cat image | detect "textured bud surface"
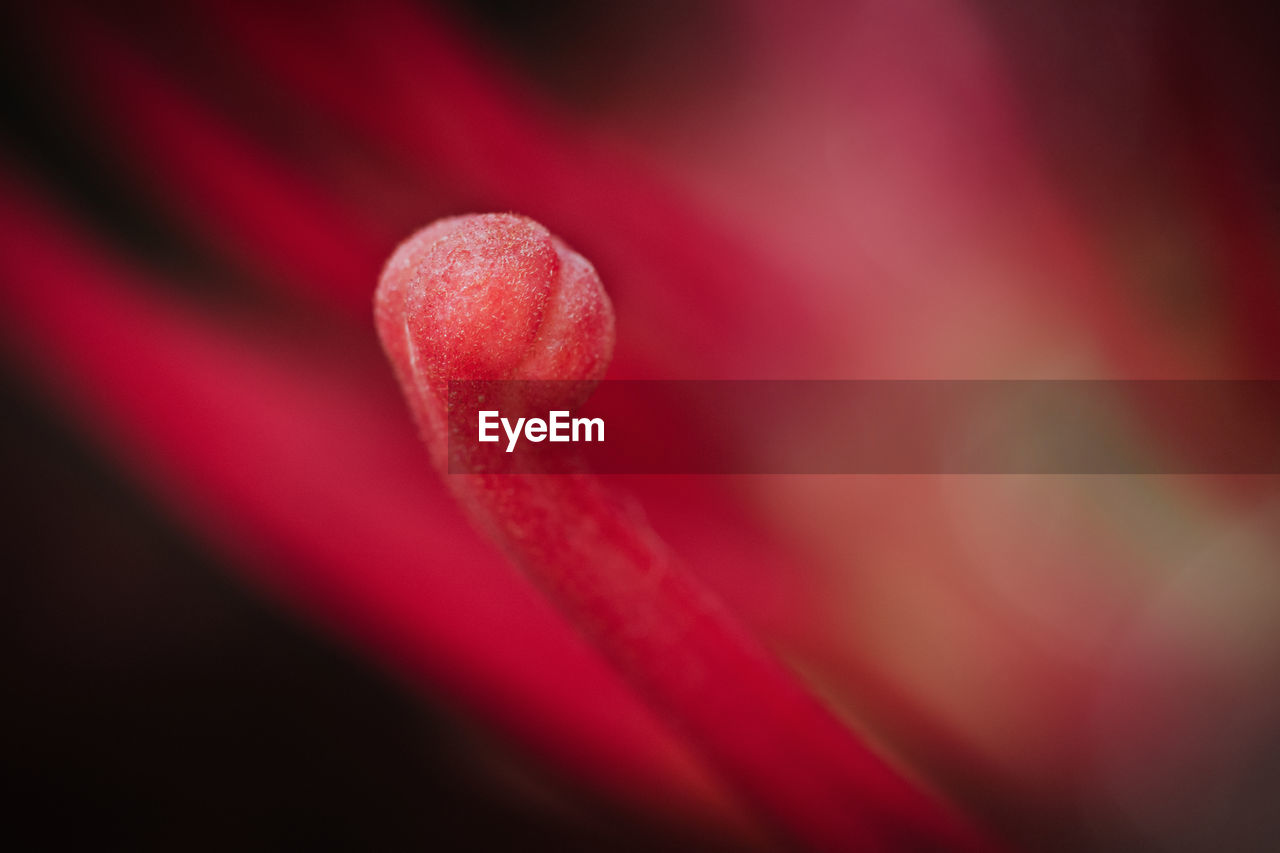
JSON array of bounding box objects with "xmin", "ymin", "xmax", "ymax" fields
[{"xmin": 376, "ymin": 213, "xmax": 614, "ymax": 389}]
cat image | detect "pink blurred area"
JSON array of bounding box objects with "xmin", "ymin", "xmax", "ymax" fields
[{"xmin": 2, "ymin": 1, "xmax": 1279, "ymax": 850}]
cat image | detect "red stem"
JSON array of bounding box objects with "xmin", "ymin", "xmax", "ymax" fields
[{"xmin": 376, "ymin": 214, "xmax": 999, "ymax": 852}]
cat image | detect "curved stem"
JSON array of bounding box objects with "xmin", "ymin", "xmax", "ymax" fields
[{"xmin": 377, "ymin": 214, "xmax": 999, "ymax": 852}]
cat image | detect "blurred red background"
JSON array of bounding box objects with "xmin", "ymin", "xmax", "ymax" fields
[{"xmin": 3, "ymin": 2, "xmax": 1279, "ymax": 850}]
